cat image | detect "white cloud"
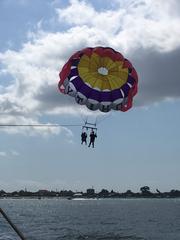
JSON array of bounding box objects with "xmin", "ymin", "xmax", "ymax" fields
[
  {"xmin": 0, "ymin": 151, "xmax": 7, "ymax": 157},
  {"xmin": 0, "ymin": 150, "xmax": 20, "ymax": 158},
  {"xmin": 11, "ymin": 150, "xmax": 20, "ymax": 156},
  {"xmin": 0, "ymin": 0, "xmax": 180, "ymax": 135},
  {"xmin": 56, "ymin": 0, "xmax": 180, "ymax": 52}
]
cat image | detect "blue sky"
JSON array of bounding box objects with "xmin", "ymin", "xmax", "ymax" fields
[{"xmin": 0, "ymin": 0, "xmax": 180, "ymax": 192}]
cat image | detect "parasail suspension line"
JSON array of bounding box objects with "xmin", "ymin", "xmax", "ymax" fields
[{"xmin": 0, "ymin": 124, "xmax": 82, "ymax": 127}]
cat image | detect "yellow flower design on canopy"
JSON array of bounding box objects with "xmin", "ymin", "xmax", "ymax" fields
[{"xmin": 78, "ymin": 53, "xmax": 128, "ymax": 91}]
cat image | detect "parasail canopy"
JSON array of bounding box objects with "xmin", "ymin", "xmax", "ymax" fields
[{"xmin": 58, "ymin": 47, "xmax": 138, "ymax": 112}]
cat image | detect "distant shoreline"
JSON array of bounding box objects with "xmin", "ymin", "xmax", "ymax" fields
[
  {"xmin": 1, "ymin": 187, "xmax": 180, "ymax": 199},
  {"xmin": 1, "ymin": 196, "xmax": 180, "ymax": 200}
]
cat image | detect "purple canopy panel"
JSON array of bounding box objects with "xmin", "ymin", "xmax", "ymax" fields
[{"xmin": 121, "ymin": 83, "xmax": 131, "ymax": 98}]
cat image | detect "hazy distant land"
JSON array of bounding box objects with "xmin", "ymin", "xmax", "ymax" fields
[{"xmin": 1, "ymin": 186, "xmax": 180, "ymax": 199}]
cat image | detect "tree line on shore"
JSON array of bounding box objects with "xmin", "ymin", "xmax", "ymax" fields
[{"xmin": 0, "ymin": 186, "xmax": 180, "ymax": 198}]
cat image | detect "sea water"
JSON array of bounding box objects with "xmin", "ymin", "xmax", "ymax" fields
[{"xmin": 0, "ymin": 198, "xmax": 180, "ymax": 240}]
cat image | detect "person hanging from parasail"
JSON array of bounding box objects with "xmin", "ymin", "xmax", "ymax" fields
[
  {"xmin": 81, "ymin": 131, "xmax": 87, "ymax": 145},
  {"xmin": 88, "ymin": 130, "xmax": 97, "ymax": 148}
]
